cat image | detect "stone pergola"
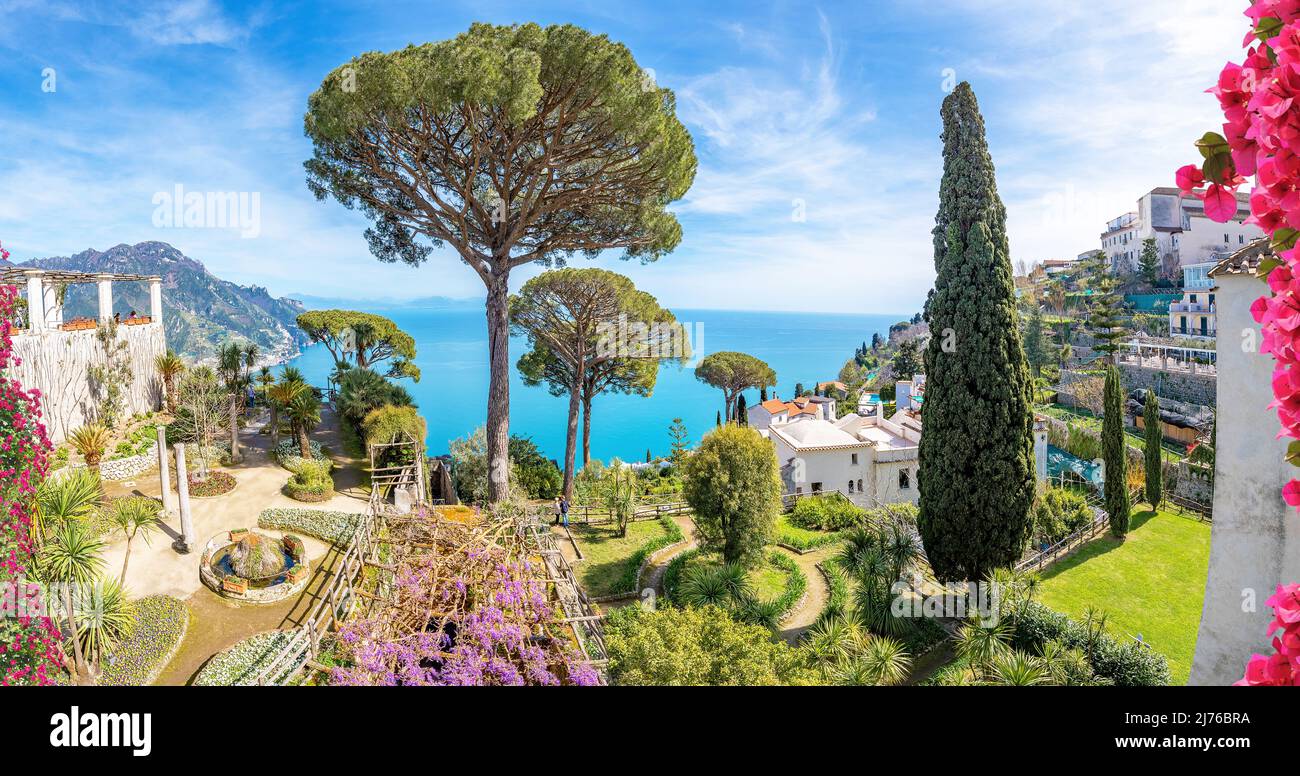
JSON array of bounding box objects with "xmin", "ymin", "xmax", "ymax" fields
[{"xmin": 1, "ymin": 268, "xmax": 163, "ymax": 331}]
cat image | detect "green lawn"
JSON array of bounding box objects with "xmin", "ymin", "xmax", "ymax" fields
[
  {"xmin": 570, "ymin": 519, "xmax": 673, "ymax": 598},
  {"xmin": 774, "ymin": 514, "xmax": 842, "ymax": 551},
  {"xmin": 1036, "ymin": 508, "xmax": 1211, "ymax": 684}
]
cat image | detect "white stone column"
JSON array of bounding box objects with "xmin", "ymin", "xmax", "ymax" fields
[
  {"xmin": 148, "ymin": 276, "xmax": 163, "ymax": 323},
  {"xmin": 157, "ymin": 426, "xmax": 174, "ymax": 516},
  {"xmin": 96, "ymin": 274, "xmax": 114, "ymax": 324},
  {"xmin": 173, "ymin": 443, "xmax": 194, "ymax": 553},
  {"xmin": 41, "ymin": 283, "xmax": 62, "ymax": 328},
  {"xmin": 23, "ymin": 271, "xmax": 45, "ymax": 331}
]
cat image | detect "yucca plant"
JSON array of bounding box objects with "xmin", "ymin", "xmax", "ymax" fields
[
  {"xmin": 987, "ymin": 651, "xmax": 1047, "ymax": 686},
  {"xmin": 735, "ymin": 596, "xmax": 785, "ymax": 630},
  {"xmin": 679, "ymin": 566, "xmax": 733, "ymax": 608},
  {"xmin": 848, "ymin": 636, "xmax": 912, "ymax": 686},
  {"xmin": 41, "ymin": 520, "xmax": 107, "ymax": 679},
  {"xmin": 72, "ymin": 576, "xmax": 135, "ymax": 677},
  {"xmin": 109, "ymin": 497, "xmax": 163, "ymax": 586},
  {"xmin": 33, "ymin": 467, "xmax": 102, "ymax": 545},
  {"xmin": 67, "ymin": 424, "xmax": 113, "ymax": 471},
  {"xmin": 154, "ymin": 350, "xmax": 185, "ymax": 413},
  {"xmin": 955, "ymin": 618, "xmax": 1015, "ymax": 677}
]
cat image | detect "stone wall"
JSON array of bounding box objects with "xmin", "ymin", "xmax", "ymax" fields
[
  {"xmin": 1117, "ymin": 363, "xmax": 1217, "ymax": 408},
  {"xmin": 6, "ymin": 323, "xmax": 165, "ymax": 442},
  {"xmin": 1190, "ymin": 271, "xmax": 1300, "ymax": 685},
  {"xmin": 98, "ymin": 441, "xmax": 159, "ymax": 481}
]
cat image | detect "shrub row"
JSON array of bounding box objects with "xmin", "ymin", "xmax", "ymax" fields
[
  {"xmin": 788, "ymin": 495, "xmax": 866, "ymax": 532},
  {"xmin": 813, "ymin": 558, "xmax": 850, "ymax": 626},
  {"xmin": 1010, "ymin": 601, "xmax": 1171, "ymax": 686},
  {"xmin": 99, "ymin": 596, "xmax": 189, "ymax": 687},
  {"xmin": 259, "ymin": 507, "xmax": 362, "ymax": 546},
  {"xmin": 612, "ymin": 517, "xmax": 685, "ymax": 595},
  {"xmin": 193, "ymin": 631, "xmax": 301, "ymax": 686},
  {"xmin": 766, "ymin": 550, "xmax": 808, "ymax": 621}
]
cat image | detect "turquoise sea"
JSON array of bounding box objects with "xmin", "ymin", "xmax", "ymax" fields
[{"xmin": 283, "ymin": 307, "xmax": 906, "ymax": 462}]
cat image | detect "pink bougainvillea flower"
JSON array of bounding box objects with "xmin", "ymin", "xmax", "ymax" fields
[
  {"xmin": 1176, "ymin": 164, "xmax": 1205, "ymax": 194},
  {"xmin": 1201, "ymin": 182, "xmax": 1240, "ymax": 222},
  {"xmin": 1282, "ymin": 479, "xmax": 1300, "ymax": 506}
]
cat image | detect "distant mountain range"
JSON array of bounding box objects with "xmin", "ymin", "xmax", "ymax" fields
[
  {"xmin": 291, "ymin": 292, "xmax": 484, "ymax": 312},
  {"xmin": 17, "ymin": 241, "xmax": 309, "ymax": 363}
]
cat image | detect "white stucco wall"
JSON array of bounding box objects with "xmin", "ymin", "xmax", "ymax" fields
[
  {"xmin": 7, "ymin": 323, "xmax": 166, "ymax": 442},
  {"xmin": 1189, "ymin": 271, "xmax": 1300, "ymax": 685}
]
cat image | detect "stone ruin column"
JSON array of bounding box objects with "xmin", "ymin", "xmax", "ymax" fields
[
  {"xmin": 173, "ymin": 443, "xmax": 194, "ymax": 554},
  {"xmin": 23, "ymin": 270, "xmax": 45, "ymax": 331},
  {"xmin": 157, "ymin": 426, "xmax": 174, "ymax": 516}
]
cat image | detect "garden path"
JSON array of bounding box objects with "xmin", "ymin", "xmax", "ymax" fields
[
  {"xmin": 638, "ymin": 514, "xmax": 699, "ymax": 600},
  {"xmin": 776, "ymin": 545, "xmax": 835, "ymax": 645}
]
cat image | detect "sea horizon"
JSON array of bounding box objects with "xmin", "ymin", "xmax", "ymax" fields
[{"xmin": 281, "ymin": 306, "xmax": 910, "ymax": 463}]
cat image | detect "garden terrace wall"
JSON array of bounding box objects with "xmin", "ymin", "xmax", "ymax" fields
[
  {"xmin": 97, "ymin": 441, "xmax": 158, "ymax": 481},
  {"xmin": 7, "ymin": 322, "xmax": 165, "ymax": 442}
]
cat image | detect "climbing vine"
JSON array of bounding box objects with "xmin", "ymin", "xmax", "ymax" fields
[
  {"xmin": 87, "ymin": 320, "xmax": 131, "ymax": 428},
  {"xmin": 0, "ymin": 240, "xmax": 62, "ymax": 685}
]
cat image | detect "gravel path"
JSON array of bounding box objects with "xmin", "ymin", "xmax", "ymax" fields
[
  {"xmin": 639, "ymin": 515, "xmax": 699, "ymax": 599},
  {"xmin": 777, "ymin": 545, "xmax": 837, "ymax": 645}
]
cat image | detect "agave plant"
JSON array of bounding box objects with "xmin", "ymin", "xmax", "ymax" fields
[{"xmin": 67, "ymin": 424, "xmax": 113, "ymax": 471}]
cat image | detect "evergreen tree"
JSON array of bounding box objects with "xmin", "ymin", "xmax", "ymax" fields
[
  {"xmin": 735, "ymin": 393, "xmax": 748, "ymax": 426},
  {"xmin": 1138, "ymin": 237, "xmax": 1160, "ymax": 286},
  {"xmin": 1143, "ymin": 389, "xmax": 1163, "ymax": 508},
  {"xmin": 668, "ymin": 417, "xmax": 690, "ymax": 468},
  {"xmin": 918, "ymin": 82, "xmax": 1036, "ymax": 581},
  {"xmin": 794, "ymin": 382, "xmax": 804, "ymax": 399},
  {"xmin": 892, "ymin": 339, "xmax": 922, "ymax": 380},
  {"xmin": 1087, "ymin": 253, "xmax": 1128, "ymax": 364},
  {"xmin": 716, "ymin": 410, "xmax": 722, "ymax": 427},
  {"xmin": 1103, "ymin": 365, "xmax": 1131, "ymax": 537},
  {"xmin": 760, "ymin": 386, "xmax": 768, "ymax": 402},
  {"xmin": 646, "ymin": 448, "xmax": 652, "ymax": 463},
  {"xmin": 872, "ymin": 332, "xmax": 884, "ymax": 350}
]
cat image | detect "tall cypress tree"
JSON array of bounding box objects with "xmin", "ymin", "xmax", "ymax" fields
[
  {"xmin": 918, "ymin": 82, "xmax": 1036, "ymax": 581},
  {"xmin": 1103, "ymin": 364, "xmax": 1131, "ymax": 536},
  {"xmin": 1143, "ymin": 389, "xmax": 1162, "ymax": 508}
]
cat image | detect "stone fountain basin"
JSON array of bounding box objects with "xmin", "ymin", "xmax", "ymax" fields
[{"xmin": 200, "ymin": 530, "xmax": 311, "ymax": 604}]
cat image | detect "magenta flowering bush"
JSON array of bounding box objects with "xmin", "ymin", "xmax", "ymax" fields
[
  {"xmin": 330, "ymin": 545, "xmax": 599, "ymax": 686},
  {"xmin": 1178, "ymin": 4, "xmax": 1300, "ymax": 685},
  {"xmin": 0, "ymin": 241, "xmax": 63, "ymax": 685}
]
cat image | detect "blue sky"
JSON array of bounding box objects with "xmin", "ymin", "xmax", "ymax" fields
[{"xmin": 0, "ymin": 0, "xmax": 1247, "ymax": 314}]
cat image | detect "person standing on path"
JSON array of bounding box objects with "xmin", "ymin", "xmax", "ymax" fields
[
  {"xmin": 560, "ymin": 496, "xmax": 570, "ymax": 528},
  {"xmin": 553, "ymin": 496, "xmax": 563, "ymax": 526}
]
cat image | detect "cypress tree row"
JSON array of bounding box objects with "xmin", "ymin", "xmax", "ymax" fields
[
  {"xmin": 918, "ymin": 82, "xmax": 1036, "ymax": 581},
  {"xmin": 1143, "ymin": 389, "xmax": 1163, "ymax": 508},
  {"xmin": 1103, "ymin": 364, "xmax": 1131, "ymax": 536}
]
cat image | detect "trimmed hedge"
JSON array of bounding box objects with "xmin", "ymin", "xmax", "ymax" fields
[
  {"xmin": 789, "ymin": 495, "xmax": 866, "ymax": 532},
  {"xmin": 284, "ymin": 457, "xmax": 334, "ymax": 502},
  {"xmin": 1010, "ymin": 601, "xmax": 1170, "ymax": 686},
  {"xmin": 99, "ymin": 595, "xmax": 189, "ymax": 686},
  {"xmin": 610, "ymin": 516, "xmax": 685, "ymax": 595},
  {"xmin": 275, "ymin": 439, "xmax": 326, "ymax": 471},
  {"xmin": 766, "ymin": 550, "xmax": 808, "ymax": 621},
  {"xmin": 259, "ymin": 507, "xmax": 362, "ymax": 546},
  {"xmin": 194, "ymin": 631, "xmax": 301, "ymax": 686}
]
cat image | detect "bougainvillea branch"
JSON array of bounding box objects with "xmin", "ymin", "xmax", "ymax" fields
[
  {"xmin": 0, "ymin": 239, "xmax": 63, "ymax": 685},
  {"xmin": 1179, "ymin": 2, "xmax": 1300, "ymax": 685}
]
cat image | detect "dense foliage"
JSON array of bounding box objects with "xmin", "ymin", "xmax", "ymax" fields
[
  {"xmin": 1009, "ymin": 601, "xmax": 1170, "ymax": 686},
  {"xmin": 603, "ymin": 605, "xmax": 817, "ymax": 686},
  {"xmin": 788, "ymin": 494, "xmax": 866, "ymax": 532},
  {"xmin": 336, "ymin": 367, "xmax": 414, "ymax": 432},
  {"xmin": 919, "ymin": 82, "xmax": 1035, "ymax": 581},
  {"xmin": 297, "ymin": 309, "xmax": 419, "ymax": 380},
  {"xmin": 1142, "ymin": 390, "xmax": 1163, "ymax": 507},
  {"xmin": 1031, "ymin": 487, "xmax": 1093, "ymax": 546},
  {"xmin": 681, "ymin": 425, "xmax": 781, "ymax": 567}
]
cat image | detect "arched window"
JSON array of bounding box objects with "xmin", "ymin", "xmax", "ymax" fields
[
  {"xmin": 858, "ymin": 479, "xmax": 864, "ymax": 492},
  {"xmin": 899, "ymin": 469, "xmax": 911, "ymax": 489},
  {"xmin": 848, "ymin": 480, "xmax": 854, "ymax": 493}
]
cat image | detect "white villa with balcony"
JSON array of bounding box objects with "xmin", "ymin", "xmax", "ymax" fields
[
  {"xmin": 4, "ymin": 268, "xmax": 167, "ymax": 441},
  {"xmin": 1102, "ymin": 187, "xmax": 1261, "ymax": 277},
  {"xmin": 1168, "ymin": 260, "xmax": 1217, "ymax": 339}
]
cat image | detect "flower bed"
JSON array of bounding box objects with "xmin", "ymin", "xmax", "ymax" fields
[
  {"xmin": 258, "ymin": 507, "xmax": 362, "ymax": 546},
  {"xmin": 99, "ymin": 596, "xmax": 189, "ymax": 686},
  {"xmin": 275, "ymin": 438, "xmax": 326, "ymax": 471},
  {"xmin": 188, "ymin": 470, "xmax": 236, "ymax": 497},
  {"xmin": 193, "ymin": 630, "xmax": 303, "ymax": 686}
]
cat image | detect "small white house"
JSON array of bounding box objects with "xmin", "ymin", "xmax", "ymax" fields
[
  {"xmin": 894, "ymin": 374, "xmax": 925, "ymax": 412},
  {"xmin": 747, "ymin": 394, "xmax": 836, "ymax": 431}
]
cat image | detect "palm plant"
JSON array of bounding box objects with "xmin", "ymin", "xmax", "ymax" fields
[
  {"xmin": 954, "ymin": 618, "xmax": 1015, "ymax": 671},
  {"xmin": 41, "ymin": 520, "xmax": 107, "ymax": 679},
  {"xmin": 603, "ymin": 459, "xmax": 638, "ymax": 537},
  {"xmin": 679, "ymin": 566, "xmax": 733, "ymax": 608},
  {"xmin": 109, "ymin": 497, "xmax": 162, "ymax": 586},
  {"xmin": 735, "ymin": 596, "xmax": 786, "ymax": 630},
  {"xmin": 285, "ymin": 390, "xmax": 322, "ymax": 459},
  {"xmin": 832, "ymin": 636, "xmax": 912, "ymax": 686},
  {"xmin": 217, "ymin": 342, "xmax": 248, "ymax": 463},
  {"xmin": 265, "ymin": 379, "xmax": 308, "ymax": 446},
  {"xmin": 154, "ymin": 350, "xmax": 185, "ymax": 413},
  {"xmin": 33, "ymin": 467, "xmax": 102, "ymax": 545},
  {"xmin": 280, "ymin": 365, "xmax": 306, "ymax": 384},
  {"xmin": 255, "ymin": 365, "xmax": 275, "ymax": 394},
  {"xmin": 1039, "ymin": 640, "xmax": 1097, "ymax": 686},
  {"xmin": 67, "ymin": 424, "xmax": 113, "ymax": 471}
]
